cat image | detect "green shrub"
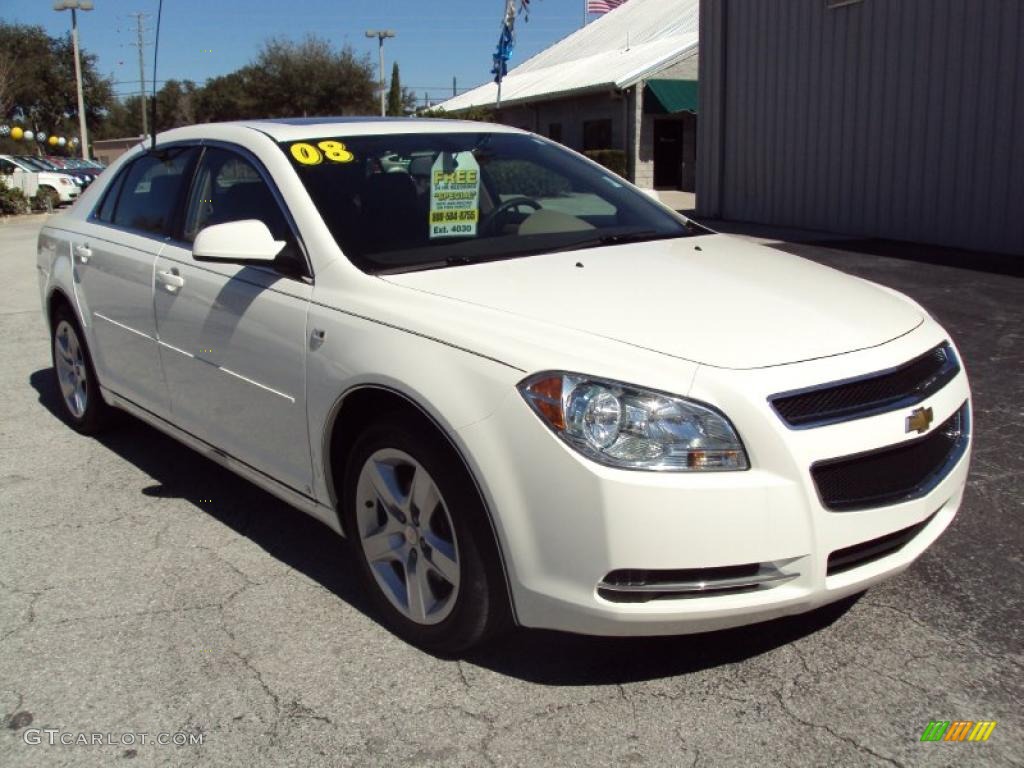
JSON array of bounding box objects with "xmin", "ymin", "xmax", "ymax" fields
[
  {"xmin": 422, "ymin": 105, "xmax": 495, "ymax": 123},
  {"xmin": 0, "ymin": 185, "xmax": 30, "ymax": 215},
  {"xmin": 584, "ymin": 149, "xmax": 627, "ymax": 178}
]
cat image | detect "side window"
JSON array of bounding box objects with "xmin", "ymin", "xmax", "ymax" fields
[
  {"xmin": 0, "ymin": 159, "xmax": 16, "ymax": 176},
  {"xmin": 110, "ymin": 148, "xmax": 198, "ymax": 236},
  {"xmin": 583, "ymin": 119, "xmax": 613, "ymax": 151},
  {"xmin": 184, "ymin": 147, "xmax": 305, "ymax": 277},
  {"xmin": 95, "ymin": 165, "xmax": 128, "ymax": 222}
]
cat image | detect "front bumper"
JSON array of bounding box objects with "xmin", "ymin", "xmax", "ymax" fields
[{"xmin": 457, "ymin": 320, "xmax": 971, "ymax": 636}]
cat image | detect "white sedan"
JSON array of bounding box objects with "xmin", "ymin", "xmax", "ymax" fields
[{"xmin": 37, "ymin": 119, "xmax": 971, "ymax": 653}]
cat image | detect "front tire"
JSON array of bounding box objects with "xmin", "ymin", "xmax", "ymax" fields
[
  {"xmin": 51, "ymin": 305, "xmax": 111, "ymax": 434},
  {"xmin": 38, "ymin": 186, "xmax": 60, "ymax": 210},
  {"xmin": 343, "ymin": 417, "xmax": 509, "ymax": 655}
]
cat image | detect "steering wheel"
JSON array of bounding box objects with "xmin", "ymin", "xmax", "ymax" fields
[{"xmin": 480, "ymin": 196, "xmax": 542, "ymax": 235}]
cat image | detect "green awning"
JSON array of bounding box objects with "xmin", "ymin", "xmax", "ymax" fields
[{"xmin": 644, "ymin": 79, "xmax": 698, "ymax": 115}]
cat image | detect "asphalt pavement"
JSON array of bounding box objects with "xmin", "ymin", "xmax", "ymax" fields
[{"xmin": 1, "ymin": 213, "xmax": 1021, "ymax": 767}]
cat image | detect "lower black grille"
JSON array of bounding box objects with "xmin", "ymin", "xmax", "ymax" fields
[
  {"xmin": 827, "ymin": 512, "xmax": 937, "ymax": 576},
  {"xmin": 812, "ymin": 402, "xmax": 969, "ymax": 511},
  {"xmin": 770, "ymin": 343, "xmax": 959, "ymax": 429}
]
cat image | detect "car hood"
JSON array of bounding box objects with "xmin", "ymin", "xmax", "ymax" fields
[{"xmin": 382, "ymin": 234, "xmax": 924, "ymax": 369}]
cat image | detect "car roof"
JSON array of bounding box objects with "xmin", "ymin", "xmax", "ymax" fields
[{"xmin": 155, "ymin": 117, "xmax": 526, "ymax": 145}]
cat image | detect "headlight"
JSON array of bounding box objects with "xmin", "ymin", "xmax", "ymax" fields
[{"xmin": 519, "ymin": 372, "xmax": 749, "ymax": 471}]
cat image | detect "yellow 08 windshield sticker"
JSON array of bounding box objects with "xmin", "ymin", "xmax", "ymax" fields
[
  {"xmin": 290, "ymin": 140, "xmax": 355, "ymax": 166},
  {"xmin": 429, "ymin": 152, "xmax": 480, "ymax": 239}
]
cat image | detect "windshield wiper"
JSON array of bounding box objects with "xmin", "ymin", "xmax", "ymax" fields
[{"xmin": 549, "ymin": 230, "xmax": 684, "ymax": 253}]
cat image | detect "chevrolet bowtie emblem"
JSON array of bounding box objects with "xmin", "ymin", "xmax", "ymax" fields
[{"xmin": 906, "ymin": 406, "xmax": 934, "ymax": 434}]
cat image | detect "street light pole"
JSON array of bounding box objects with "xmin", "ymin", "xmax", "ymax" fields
[
  {"xmin": 54, "ymin": 1, "xmax": 94, "ymax": 160},
  {"xmin": 365, "ymin": 30, "xmax": 395, "ymax": 117}
]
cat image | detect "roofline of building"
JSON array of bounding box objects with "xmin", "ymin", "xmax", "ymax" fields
[{"xmin": 441, "ymin": 41, "xmax": 699, "ymax": 113}]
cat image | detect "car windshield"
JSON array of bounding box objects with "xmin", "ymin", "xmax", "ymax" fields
[
  {"xmin": 279, "ymin": 131, "xmax": 697, "ymax": 273},
  {"xmin": 16, "ymin": 156, "xmax": 53, "ymax": 171}
]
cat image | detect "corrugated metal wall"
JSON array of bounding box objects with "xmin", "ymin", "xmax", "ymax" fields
[{"xmin": 697, "ymin": 0, "xmax": 1024, "ymax": 256}]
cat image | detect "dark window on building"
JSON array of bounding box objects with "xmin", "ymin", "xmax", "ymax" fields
[
  {"xmin": 548, "ymin": 123, "xmax": 563, "ymax": 143},
  {"xmin": 583, "ymin": 119, "xmax": 613, "ymax": 151},
  {"xmin": 110, "ymin": 148, "xmax": 198, "ymax": 236}
]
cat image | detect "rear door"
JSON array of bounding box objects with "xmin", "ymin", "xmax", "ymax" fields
[
  {"xmin": 152, "ymin": 144, "xmax": 315, "ymax": 496},
  {"xmin": 72, "ymin": 146, "xmax": 199, "ymax": 416}
]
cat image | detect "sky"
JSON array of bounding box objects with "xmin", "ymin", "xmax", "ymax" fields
[{"xmin": 4, "ymin": 0, "xmax": 597, "ymax": 107}]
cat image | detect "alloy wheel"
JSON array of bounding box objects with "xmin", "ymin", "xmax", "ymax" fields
[
  {"xmin": 54, "ymin": 320, "xmax": 88, "ymax": 419},
  {"xmin": 355, "ymin": 448, "xmax": 461, "ymax": 625}
]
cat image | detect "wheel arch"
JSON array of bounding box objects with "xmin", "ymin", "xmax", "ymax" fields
[
  {"xmin": 323, "ymin": 383, "xmax": 519, "ymax": 624},
  {"xmin": 46, "ymin": 286, "xmax": 76, "ymax": 332}
]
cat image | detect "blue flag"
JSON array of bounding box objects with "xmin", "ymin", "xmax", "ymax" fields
[{"xmin": 492, "ymin": 0, "xmax": 533, "ymax": 85}]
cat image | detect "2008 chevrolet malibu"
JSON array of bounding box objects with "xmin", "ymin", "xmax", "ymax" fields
[{"xmin": 37, "ymin": 119, "xmax": 971, "ymax": 653}]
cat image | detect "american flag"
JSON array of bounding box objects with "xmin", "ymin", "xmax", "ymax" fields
[{"xmin": 587, "ymin": 0, "xmax": 628, "ymax": 14}]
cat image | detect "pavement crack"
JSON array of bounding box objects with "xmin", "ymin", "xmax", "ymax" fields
[
  {"xmin": 868, "ymin": 601, "xmax": 1024, "ymax": 674},
  {"xmin": 449, "ymin": 705, "xmax": 497, "ymax": 768},
  {"xmin": 456, "ymin": 660, "xmax": 472, "ymax": 690},
  {"xmin": 618, "ymin": 683, "xmax": 639, "ymax": 741},
  {"xmin": 772, "ymin": 690, "xmax": 904, "ymax": 767}
]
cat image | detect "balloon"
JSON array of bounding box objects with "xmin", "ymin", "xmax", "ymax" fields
[
  {"xmin": 23, "ymin": 131, "xmax": 34, "ymax": 142},
  {"xmin": 0, "ymin": 125, "xmax": 10, "ymax": 137},
  {"xmin": 37, "ymin": 132, "xmax": 47, "ymax": 143},
  {"xmin": 48, "ymin": 136, "xmax": 59, "ymax": 147},
  {"xmin": 11, "ymin": 126, "xmax": 23, "ymax": 140},
  {"xmin": 58, "ymin": 137, "xmax": 67, "ymax": 146}
]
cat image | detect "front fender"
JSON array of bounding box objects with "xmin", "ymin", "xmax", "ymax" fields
[{"xmin": 305, "ymin": 300, "xmax": 523, "ymax": 508}]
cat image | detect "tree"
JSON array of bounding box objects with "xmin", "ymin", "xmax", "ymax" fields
[
  {"xmin": 387, "ymin": 62, "xmax": 402, "ymax": 116},
  {"xmin": 193, "ymin": 69, "xmax": 258, "ymax": 123},
  {"xmin": 0, "ymin": 22, "xmax": 114, "ymax": 137},
  {"xmin": 387, "ymin": 62, "xmax": 418, "ymax": 116},
  {"xmin": 244, "ymin": 36, "xmax": 377, "ymax": 118}
]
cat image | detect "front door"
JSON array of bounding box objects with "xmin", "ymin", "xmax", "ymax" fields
[
  {"xmin": 653, "ymin": 120, "xmax": 684, "ymax": 190},
  {"xmin": 152, "ymin": 145, "xmax": 314, "ymax": 495}
]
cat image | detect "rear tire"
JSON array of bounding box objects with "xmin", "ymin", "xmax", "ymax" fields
[
  {"xmin": 342, "ymin": 416, "xmax": 510, "ymax": 655},
  {"xmin": 51, "ymin": 304, "xmax": 112, "ymax": 434}
]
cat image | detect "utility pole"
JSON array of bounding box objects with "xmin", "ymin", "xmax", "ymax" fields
[
  {"xmin": 364, "ymin": 30, "xmax": 395, "ymax": 117},
  {"xmin": 452, "ymin": 76, "xmax": 457, "ymax": 98},
  {"xmin": 129, "ymin": 12, "xmax": 149, "ymax": 136},
  {"xmin": 53, "ymin": 1, "xmax": 94, "ymax": 160}
]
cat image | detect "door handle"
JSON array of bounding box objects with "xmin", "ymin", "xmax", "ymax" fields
[
  {"xmin": 74, "ymin": 244, "xmax": 91, "ymax": 264},
  {"xmin": 156, "ymin": 269, "xmax": 185, "ymax": 292}
]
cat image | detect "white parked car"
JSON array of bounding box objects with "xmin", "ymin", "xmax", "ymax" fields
[
  {"xmin": 36, "ymin": 119, "xmax": 971, "ymax": 653},
  {"xmin": 1, "ymin": 154, "xmax": 80, "ymax": 207}
]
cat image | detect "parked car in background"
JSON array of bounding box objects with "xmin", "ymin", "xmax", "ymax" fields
[
  {"xmin": 0, "ymin": 154, "xmax": 79, "ymax": 207},
  {"xmin": 19, "ymin": 155, "xmax": 98, "ymax": 189},
  {"xmin": 46, "ymin": 154, "xmax": 105, "ymax": 176},
  {"xmin": 36, "ymin": 118, "xmax": 972, "ymax": 654}
]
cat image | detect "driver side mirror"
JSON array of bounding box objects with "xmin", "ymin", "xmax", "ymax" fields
[{"xmin": 192, "ymin": 219, "xmax": 285, "ymax": 264}]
